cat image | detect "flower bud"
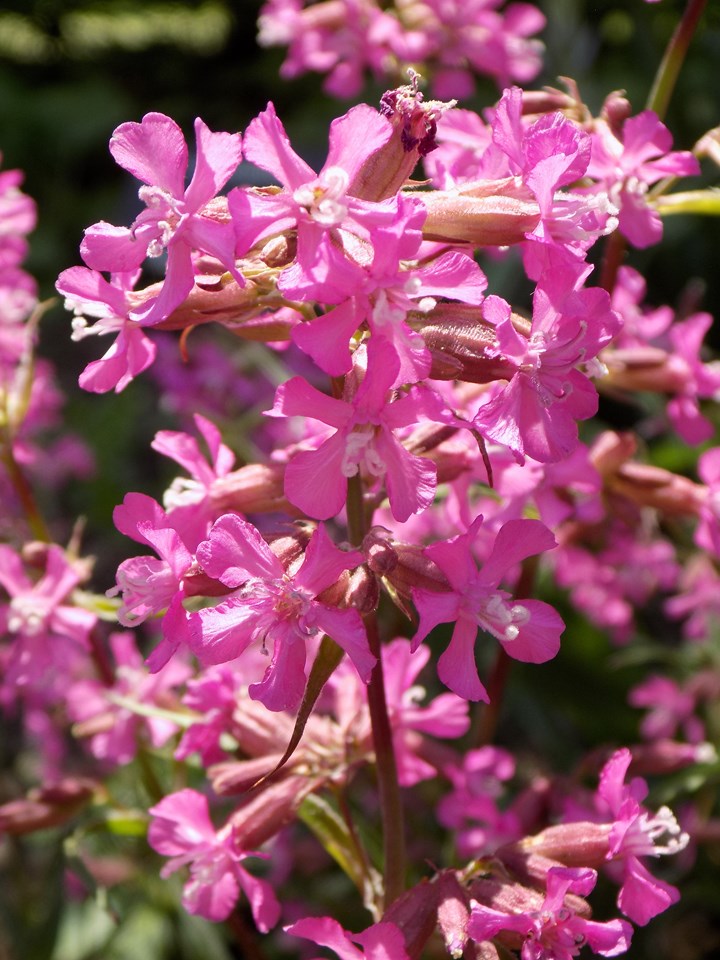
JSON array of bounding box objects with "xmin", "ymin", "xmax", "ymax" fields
[
  {"xmin": 435, "ymin": 872, "xmax": 471, "ymax": 959},
  {"xmin": 362, "ymin": 527, "xmax": 399, "ymax": 577},
  {"xmin": 501, "ymin": 823, "xmax": 612, "ymax": 870},
  {"xmin": 520, "ymin": 85, "xmax": 585, "ymax": 122},
  {"xmin": 600, "ymin": 90, "xmax": 633, "ymax": 137},
  {"xmin": 269, "ymin": 524, "xmax": 315, "ymax": 570},
  {"xmin": 229, "ymin": 773, "xmax": 325, "ymax": 849},
  {"xmin": 383, "ymin": 874, "xmax": 444, "ymax": 958},
  {"xmin": 209, "ymin": 463, "xmax": 291, "ymax": 514},
  {"xmin": 417, "ymin": 304, "xmax": 517, "ymax": 383},
  {"xmin": 420, "ymin": 180, "xmax": 540, "ymax": 246},
  {"xmin": 0, "ymin": 778, "xmax": 97, "ymax": 835},
  {"xmin": 137, "ymin": 276, "xmax": 261, "ymax": 332},
  {"xmin": 590, "ymin": 431, "xmax": 705, "ymax": 517},
  {"xmin": 317, "ymin": 564, "xmax": 379, "ymax": 617},
  {"xmin": 350, "ymin": 72, "xmax": 455, "ymax": 202},
  {"xmin": 383, "ymin": 540, "xmax": 451, "ymax": 600},
  {"xmin": 628, "ymin": 739, "xmax": 717, "ymax": 776},
  {"xmin": 602, "ymin": 345, "xmax": 693, "ymax": 394}
]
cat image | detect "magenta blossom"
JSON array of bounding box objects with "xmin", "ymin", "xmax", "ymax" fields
[
  {"xmin": 68, "ymin": 631, "xmax": 190, "ymax": 765},
  {"xmin": 292, "ymin": 193, "xmax": 486, "ymax": 382},
  {"xmin": 286, "ymin": 916, "xmax": 410, "ymax": 960},
  {"xmin": 412, "ymin": 515, "xmax": 564, "ymax": 701},
  {"xmin": 81, "ymin": 112, "xmax": 242, "ymax": 324},
  {"xmin": 270, "ymin": 338, "xmax": 440, "ymax": 521},
  {"xmin": 151, "ymin": 413, "xmax": 236, "ymax": 548},
  {"xmin": 230, "ymin": 100, "xmax": 398, "ymax": 301},
  {"xmin": 474, "ymin": 267, "xmax": 620, "ymax": 463},
  {"xmin": 595, "ymin": 748, "xmax": 689, "ymax": 925},
  {"xmin": 110, "ymin": 492, "xmax": 195, "ymax": 671},
  {"xmin": 148, "ymin": 788, "xmax": 280, "ymax": 927},
  {"xmin": 190, "ymin": 514, "xmax": 374, "ymax": 711},
  {"xmin": 56, "ymin": 267, "xmax": 156, "ymax": 393},
  {"xmin": 468, "ymin": 866, "xmax": 633, "ymax": 960},
  {"xmin": 587, "ymin": 108, "xmax": 699, "ymax": 248},
  {"xmin": 0, "ymin": 544, "xmax": 96, "ymax": 706}
]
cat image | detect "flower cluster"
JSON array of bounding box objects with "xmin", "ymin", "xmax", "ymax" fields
[
  {"xmin": 2, "ymin": 2, "xmax": 719, "ymax": 959},
  {"xmin": 257, "ymin": 0, "xmax": 546, "ymax": 99}
]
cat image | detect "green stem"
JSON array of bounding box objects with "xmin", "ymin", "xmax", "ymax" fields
[
  {"xmin": 646, "ymin": 0, "xmax": 707, "ymax": 119},
  {"xmin": 1, "ymin": 443, "xmax": 50, "ymax": 542},
  {"xmin": 364, "ymin": 612, "xmax": 406, "ymax": 907},
  {"xmin": 599, "ymin": 228, "xmax": 626, "ymax": 295},
  {"xmin": 346, "ymin": 473, "xmax": 406, "ymax": 908}
]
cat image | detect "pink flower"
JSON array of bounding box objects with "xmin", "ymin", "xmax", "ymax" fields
[
  {"xmin": 0, "ymin": 544, "xmax": 96, "ymax": 705},
  {"xmin": 230, "ymin": 100, "xmax": 396, "ymax": 301},
  {"xmin": 292, "ymin": 193, "xmax": 486, "ymax": 382},
  {"xmin": 190, "ymin": 515, "xmax": 374, "ymax": 711},
  {"xmin": 56, "ymin": 267, "xmax": 156, "ymax": 393},
  {"xmin": 257, "ymin": 0, "xmax": 397, "ymax": 99},
  {"xmin": 68, "ymin": 632, "xmax": 190, "ymax": 765},
  {"xmin": 81, "ymin": 113, "xmax": 242, "ymax": 324},
  {"xmin": 0, "ymin": 156, "xmax": 37, "ymax": 266},
  {"xmin": 694, "ymin": 447, "xmax": 720, "ymax": 558},
  {"xmin": 270, "ymin": 339, "xmax": 440, "ymax": 521},
  {"xmin": 438, "ymin": 746, "xmax": 522, "ymax": 857},
  {"xmin": 412, "ymin": 515, "xmax": 564, "ymax": 701},
  {"xmin": 286, "ymin": 916, "xmax": 410, "ymax": 960},
  {"xmin": 151, "ymin": 413, "xmax": 236, "ymax": 547},
  {"xmin": 328, "ymin": 637, "xmax": 470, "ymax": 786},
  {"xmin": 410, "ymin": 1, "xmax": 546, "ymax": 98},
  {"xmin": 148, "ymin": 788, "xmax": 280, "ymax": 927},
  {"xmin": 468, "ymin": 866, "xmax": 633, "ymax": 960},
  {"xmin": 474, "ymin": 268, "xmax": 620, "ymax": 463},
  {"xmin": 175, "ymin": 663, "xmax": 243, "ymax": 765},
  {"xmin": 629, "ymin": 675, "xmax": 705, "ymax": 745},
  {"xmin": 110, "ymin": 493, "xmax": 195, "ymax": 670},
  {"xmin": 595, "ymin": 748, "xmax": 689, "ymax": 925},
  {"xmin": 587, "ymin": 108, "xmax": 699, "ymax": 248},
  {"xmin": 382, "ymin": 638, "xmax": 470, "ymax": 786}
]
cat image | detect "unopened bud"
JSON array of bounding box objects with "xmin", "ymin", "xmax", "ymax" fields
[
  {"xmin": 384, "ymin": 541, "xmax": 451, "ymax": 599},
  {"xmin": 420, "ymin": 180, "xmax": 540, "ymax": 246},
  {"xmin": 269, "ymin": 524, "xmax": 315, "ymax": 570},
  {"xmin": 695, "ymin": 124, "xmax": 720, "ymax": 166},
  {"xmin": 229, "ymin": 773, "xmax": 325, "ymax": 849},
  {"xmin": 590, "ymin": 431, "xmax": 704, "ymax": 517},
  {"xmin": 502, "ymin": 823, "xmax": 612, "ymax": 870},
  {"xmin": 318, "ymin": 564, "xmax": 379, "ymax": 617},
  {"xmin": 600, "ymin": 90, "xmax": 633, "ymax": 137},
  {"xmin": 603, "ymin": 345, "xmax": 693, "ymax": 394},
  {"xmin": 259, "ymin": 233, "xmax": 296, "ymax": 268},
  {"xmin": 140, "ymin": 276, "xmax": 261, "ymax": 332},
  {"xmin": 435, "ymin": 872, "xmax": 471, "ymax": 959},
  {"xmin": 362, "ymin": 527, "xmax": 399, "ymax": 577},
  {"xmin": 0, "ymin": 778, "xmax": 97, "ymax": 835},
  {"xmin": 520, "ymin": 84, "xmax": 585, "ymax": 122},
  {"xmin": 383, "ymin": 874, "xmax": 443, "ymax": 956},
  {"xmin": 628, "ymin": 739, "xmax": 717, "ymax": 776},
  {"xmin": 20, "ymin": 540, "xmax": 50, "ymax": 568},
  {"xmin": 209, "ymin": 463, "xmax": 291, "ymax": 514},
  {"xmin": 417, "ymin": 304, "xmax": 517, "ymax": 383}
]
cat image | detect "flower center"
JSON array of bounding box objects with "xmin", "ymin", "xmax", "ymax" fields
[
  {"xmin": 293, "ymin": 166, "xmax": 349, "ymax": 227},
  {"xmin": 7, "ymin": 595, "xmax": 51, "ymax": 636}
]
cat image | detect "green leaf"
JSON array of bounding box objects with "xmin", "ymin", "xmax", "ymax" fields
[
  {"xmin": 656, "ymin": 189, "xmax": 720, "ymax": 216},
  {"xmin": 249, "ymin": 634, "xmax": 345, "ymax": 789},
  {"xmin": 298, "ymin": 793, "xmax": 382, "ymax": 914},
  {"xmin": 51, "ymin": 900, "xmax": 116, "ymax": 960}
]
